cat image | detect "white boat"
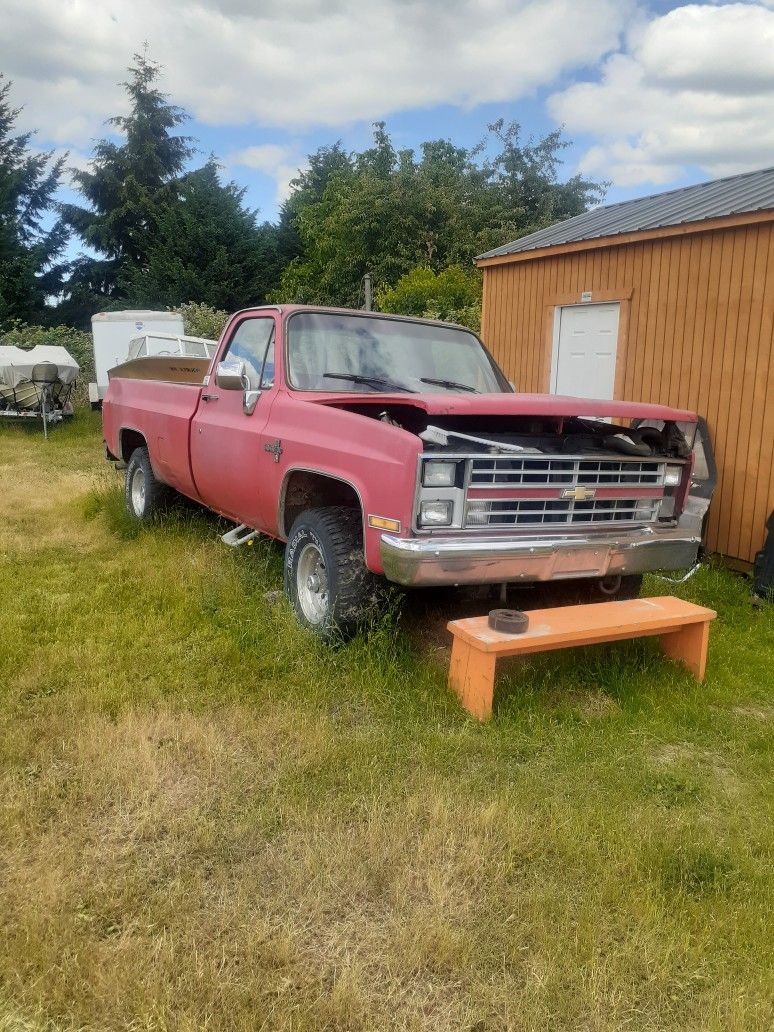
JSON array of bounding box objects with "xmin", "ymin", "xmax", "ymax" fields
[
  {"xmin": 0, "ymin": 345, "xmax": 80, "ymax": 418},
  {"xmin": 126, "ymin": 332, "xmax": 216, "ymax": 361}
]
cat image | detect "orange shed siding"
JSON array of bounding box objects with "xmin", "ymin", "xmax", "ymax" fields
[{"xmin": 479, "ymin": 220, "xmax": 774, "ymax": 564}]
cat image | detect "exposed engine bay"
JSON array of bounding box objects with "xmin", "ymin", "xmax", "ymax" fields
[{"xmin": 370, "ymin": 406, "xmax": 693, "ymax": 461}]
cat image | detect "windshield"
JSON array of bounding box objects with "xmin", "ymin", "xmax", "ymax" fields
[
  {"xmin": 127, "ymin": 335, "xmax": 212, "ymax": 359},
  {"xmin": 286, "ymin": 312, "xmax": 510, "ymax": 394}
]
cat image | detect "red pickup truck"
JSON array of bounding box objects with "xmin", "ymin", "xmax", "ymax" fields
[{"xmin": 103, "ymin": 306, "xmax": 714, "ymax": 636}]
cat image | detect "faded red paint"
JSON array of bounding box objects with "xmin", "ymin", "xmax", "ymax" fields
[{"xmin": 102, "ymin": 305, "xmax": 698, "ymax": 575}]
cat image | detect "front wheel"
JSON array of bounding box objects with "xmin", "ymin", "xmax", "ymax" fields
[{"xmin": 284, "ymin": 507, "xmax": 379, "ymax": 638}]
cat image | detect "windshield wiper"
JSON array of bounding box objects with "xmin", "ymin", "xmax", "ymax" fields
[
  {"xmin": 419, "ymin": 377, "xmax": 478, "ymax": 393},
  {"xmin": 323, "ymin": 372, "xmax": 416, "ymax": 393}
]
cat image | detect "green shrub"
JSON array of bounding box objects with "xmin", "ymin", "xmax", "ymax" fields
[
  {"xmin": 173, "ymin": 302, "xmax": 229, "ymax": 341},
  {"xmin": 375, "ymin": 265, "xmax": 482, "ymax": 331}
]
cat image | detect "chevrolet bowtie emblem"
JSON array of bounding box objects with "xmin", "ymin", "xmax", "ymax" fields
[{"xmin": 562, "ymin": 486, "xmax": 596, "ymax": 501}]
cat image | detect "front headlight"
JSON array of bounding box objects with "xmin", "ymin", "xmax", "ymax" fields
[
  {"xmin": 422, "ymin": 460, "xmax": 457, "ymax": 487},
  {"xmin": 659, "ymin": 465, "xmax": 683, "ymax": 519},
  {"xmin": 419, "ymin": 500, "xmax": 453, "ymax": 526}
]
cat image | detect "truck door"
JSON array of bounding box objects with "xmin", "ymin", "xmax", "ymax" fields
[{"xmin": 190, "ymin": 314, "xmax": 277, "ymax": 528}]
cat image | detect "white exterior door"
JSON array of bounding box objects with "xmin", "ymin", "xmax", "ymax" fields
[{"xmin": 551, "ymin": 302, "xmax": 620, "ymax": 400}]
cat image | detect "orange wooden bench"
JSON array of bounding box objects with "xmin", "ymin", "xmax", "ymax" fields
[{"xmin": 447, "ymin": 596, "xmax": 717, "ymax": 720}]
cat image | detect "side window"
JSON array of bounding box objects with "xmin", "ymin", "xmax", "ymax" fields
[{"xmin": 223, "ymin": 318, "xmax": 275, "ymax": 389}]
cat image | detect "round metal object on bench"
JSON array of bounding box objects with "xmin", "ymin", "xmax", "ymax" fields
[{"xmin": 488, "ymin": 608, "xmax": 529, "ymax": 634}]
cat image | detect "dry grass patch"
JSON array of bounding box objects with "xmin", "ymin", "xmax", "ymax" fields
[
  {"xmin": 732, "ymin": 704, "xmax": 774, "ymax": 721},
  {"xmin": 0, "ymin": 463, "xmax": 102, "ymax": 552}
]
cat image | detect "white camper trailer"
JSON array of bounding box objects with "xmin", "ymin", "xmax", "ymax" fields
[{"xmin": 89, "ymin": 310, "xmax": 184, "ymax": 407}]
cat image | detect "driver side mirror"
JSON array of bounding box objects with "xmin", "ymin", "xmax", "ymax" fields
[{"xmin": 215, "ymin": 360, "xmax": 246, "ymax": 391}]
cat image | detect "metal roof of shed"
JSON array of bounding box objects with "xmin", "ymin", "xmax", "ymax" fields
[{"xmin": 476, "ymin": 165, "xmax": 774, "ymax": 261}]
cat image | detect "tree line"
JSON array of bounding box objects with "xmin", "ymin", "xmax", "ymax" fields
[{"xmin": 0, "ymin": 54, "xmax": 605, "ymax": 335}]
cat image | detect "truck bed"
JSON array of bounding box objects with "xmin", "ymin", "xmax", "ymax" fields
[{"xmin": 103, "ymin": 375, "xmax": 204, "ymax": 498}]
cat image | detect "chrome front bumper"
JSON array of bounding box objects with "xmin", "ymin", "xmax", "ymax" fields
[{"xmin": 380, "ymin": 521, "xmax": 702, "ymax": 587}]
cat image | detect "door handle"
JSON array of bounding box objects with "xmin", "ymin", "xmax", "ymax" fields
[{"xmin": 201, "ymin": 393, "xmax": 219, "ymax": 402}]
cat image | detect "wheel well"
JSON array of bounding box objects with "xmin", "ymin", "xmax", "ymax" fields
[
  {"xmin": 281, "ymin": 471, "xmax": 362, "ymax": 537},
  {"xmin": 120, "ymin": 428, "xmax": 147, "ymax": 463}
]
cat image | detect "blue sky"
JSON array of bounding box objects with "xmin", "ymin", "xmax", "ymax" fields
[{"xmin": 3, "ymin": 0, "xmax": 774, "ymax": 228}]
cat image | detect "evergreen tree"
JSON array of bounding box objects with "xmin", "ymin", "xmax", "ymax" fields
[
  {"xmin": 124, "ymin": 158, "xmax": 279, "ymax": 310},
  {"xmin": 59, "ymin": 53, "xmax": 194, "ymax": 321},
  {"xmin": 0, "ymin": 75, "xmax": 67, "ymax": 324}
]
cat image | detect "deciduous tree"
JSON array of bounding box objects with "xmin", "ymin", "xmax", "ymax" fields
[{"xmin": 274, "ymin": 121, "xmax": 605, "ymax": 307}]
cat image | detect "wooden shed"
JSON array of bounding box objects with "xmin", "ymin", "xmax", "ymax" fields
[{"xmin": 476, "ymin": 167, "xmax": 774, "ymax": 567}]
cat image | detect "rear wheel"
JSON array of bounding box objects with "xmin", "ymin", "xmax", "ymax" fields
[
  {"xmin": 284, "ymin": 506, "xmax": 379, "ymax": 638},
  {"xmin": 124, "ymin": 446, "xmax": 170, "ymax": 521}
]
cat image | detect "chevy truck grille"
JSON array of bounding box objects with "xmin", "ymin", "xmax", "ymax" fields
[
  {"xmin": 462, "ymin": 455, "xmax": 667, "ymax": 530},
  {"xmin": 464, "ymin": 497, "xmax": 661, "ymax": 528},
  {"xmin": 469, "ymin": 457, "xmax": 664, "ymax": 489}
]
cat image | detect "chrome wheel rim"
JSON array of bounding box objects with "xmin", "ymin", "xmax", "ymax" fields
[
  {"xmin": 130, "ymin": 466, "xmax": 146, "ymax": 516},
  {"xmin": 296, "ymin": 542, "xmax": 329, "ymax": 624}
]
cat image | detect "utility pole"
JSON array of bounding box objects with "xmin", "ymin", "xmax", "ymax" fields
[{"xmin": 363, "ymin": 272, "xmax": 372, "ymax": 312}]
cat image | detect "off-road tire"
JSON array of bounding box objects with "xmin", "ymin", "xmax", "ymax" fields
[
  {"xmin": 284, "ymin": 506, "xmax": 379, "ymax": 639},
  {"xmin": 124, "ymin": 446, "xmax": 170, "ymax": 521}
]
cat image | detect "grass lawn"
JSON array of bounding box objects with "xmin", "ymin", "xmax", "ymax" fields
[{"xmin": 1, "ymin": 413, "xmax": 772, "ymax": 1031}]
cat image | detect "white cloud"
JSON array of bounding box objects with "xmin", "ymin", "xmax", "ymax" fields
[
  {"xmin": 0, "ymin": 0, "xmax": 630, "ymax": 147},
  {"xmin": 549, "ymin": 3, "xmax": 774, "ymax": 186},
  {"xmin": 227, "ymin": 145, "xmax": 305, "ymax": 204},
  {"xmin": 14, "ymin": 1, "xmax": 773, "ymax": 197}
]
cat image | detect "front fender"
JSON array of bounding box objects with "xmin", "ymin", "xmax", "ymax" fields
[
  {"xmin": 269, "ymin": 395, "xmax": 422, "ymax": 574},
  {"xmin": 278, "ymin": 463, "xmax": 413, "ymax": 574}
]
